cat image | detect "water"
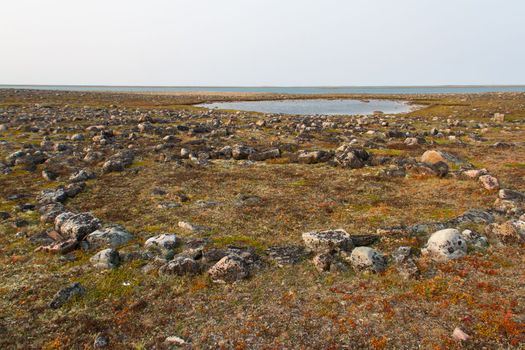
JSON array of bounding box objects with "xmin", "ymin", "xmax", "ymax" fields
[
  {"xmin": 197, "ymin": 99, "xmax": 414, "ymax": 115},
  {"xmin": 2, "ymin": 85, "xmax": 525, "ymax": 94}
]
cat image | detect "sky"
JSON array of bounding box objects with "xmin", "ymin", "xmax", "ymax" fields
[{"xmin": 1, "ymin": 0, "xmax": 524, "ymax": 86}]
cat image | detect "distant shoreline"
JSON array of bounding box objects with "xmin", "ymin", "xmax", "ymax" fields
[{"xmin": 2, "ymin": 84, "xmax": 525, "ymax": 95}]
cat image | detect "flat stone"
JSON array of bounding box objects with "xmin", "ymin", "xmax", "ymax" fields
[{"xmin": 302, "ymin": 229, "xmax": 353, "ymax": 253}]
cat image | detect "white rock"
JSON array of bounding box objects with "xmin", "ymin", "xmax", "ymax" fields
[
  {"xmin": 90, "ymin": 248, "xmax": 120, "ymax": 269},
  {"xmin": 349, "ymin": 247, "xmax": 387, "ymax": 273},
  {"xmin": 144, "ymin": 234, "xmax": 177, "ymax": 253},
  {"xmin": 422, "ymin": 229, "xmax": 467, "ymax": 261}
]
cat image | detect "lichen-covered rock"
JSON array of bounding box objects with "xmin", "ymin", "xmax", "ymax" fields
[
  {"xmin": 265, "ymin": 245, "xmax": 310, "ymax": 266},
  {"xmin": 485, "ymin": 220, "xmax": 525, "ymax": 243},
  {"xmin": 296, "ymin": 150, "xmax": 333, "ymax": 164},
  {"xmin": 391, "ymin": 246, "xmax": 420, "ymax": 279},
  {"xmin": 349, "ymin": 247, "xmax": 387, "ymax": 273},
  {"xmin": 160, "ymin": 255, "xmax": 201, "ymax": 275},
  {"xmin": 49, "ymin": 282, "xmax": 85, "ymax": 309},
  {"xmin": 232, "ymin": 144, "xmax": 256, "ymax": 160},
  {"xmin": 208, "ymin": 255, "xmax": 249, "ymax": 283},
  {"xmin": 422, "ymin": 229, "xmax": 467, "ymax": 261},
  {"xmin": 479, "ymin": 175, "xmax": 500, "ymax": 191},
  {"xmin": 90, "ymin": 248, "xmax": 120, "ymax": 269},
  {"xmin": 86, "ymin": 225, "xmax": 134, "ymax": 248},
  {"xmin": 334, "ymin": 146, "xmax": 369, "ymax": 169},
  {"xmin": 38, "ymin": 188, "xmax": 68, "ymax": 204},
  {"xmin": 56, "ymin": 212, "xmax": 101, "ymax": 241},
  {"xmin": 461, "ymin": 229, "xmax": 489, "ymax": 248},
  {"xmin": 312, "ymin": 252, "xmax": 348, "ymax": 273},
  {"xmin": 302, "ymin": 229, "xmax": 353, "ymax": 253},
  {"xmin": 144, "ymin": 234, "xmax": 177, "ymax": 254},
  {"xmin": 69, "ymin": 169, "xmax": 95, "ymax": 183}
]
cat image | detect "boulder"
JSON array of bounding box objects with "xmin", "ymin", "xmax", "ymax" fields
[
  {"xmin": 391, "ymin": 246, "xmax": 420, "ymax": 279},
  {"xmin": 86, "ymin": 225, "xmax": 134, "ymax": 248},
  {"xmin": 160, "ymin": 255, "xmax": 201, "ymax": 275},
  {"xmin": 479, "ymin": 175, "xmax": 499, "ymax": 191},
  {"xmin": 90, "ymin": 248, "xmax": 120, "ymax": 269},
  {"xmin": 422, "ymin": 229, "xmax": 467, "ymax": 261},
  {"xmin": 208, "ymin": 255, "xmax": 249, "ymax": 283},
  {"xmin": 56, "ymin": 212, "xmax": 101, "ymax": 241},
  {"xmin": 349, "ymin": 247, "xmax": 387, "ymax": 273},
  {"xmin": 421, "ymin": 150, "xmax": 469, "ymax": 167},
  {"xmin": 302, "ymin": 229, "xmax": 353, "ymax": 253},
  {"xmin": 144, "ymin": 234, "xmax": 177, "ymax": 254},
  {"xmin": 485, "ymin": 220, "xmax": 525, "ymax": 243}
]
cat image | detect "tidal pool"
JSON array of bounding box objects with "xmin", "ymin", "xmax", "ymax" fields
[{"xmin": 197, "ymin": 99, "xmax": 414, "ymax": 115}]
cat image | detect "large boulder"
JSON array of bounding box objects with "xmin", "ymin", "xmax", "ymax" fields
[
  {"xmin": 349, "ymin": 247, "xmax": 387, "ymax": 273},
  {"xmin": 479, "ymin": 175, "xmax": 500, "ymax": 191},
  {"xmin": 302, "ymin": 229, "xmax": 353, "ymax": 253},
  {"xmin": 422, "ymin": 229, "xmax": 467, "ymax": 261},
  {"xmin": 55, "ymin": 212, "xmax": 101, "ymax": 241}
]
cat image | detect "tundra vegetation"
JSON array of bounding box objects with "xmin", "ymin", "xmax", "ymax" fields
[{"xmin": 0, "ymin": 89, "xmax": 524, "ymax": 349}]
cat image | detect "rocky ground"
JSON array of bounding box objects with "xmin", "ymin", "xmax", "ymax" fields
[{"xmin": 0, "ymin": 89, "xmax": 524, "ymax": 349}]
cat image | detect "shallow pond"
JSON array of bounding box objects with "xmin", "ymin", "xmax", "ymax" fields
[{"xmin": 197, "ymin": 99, "xmax": 414, "ymax": 115}]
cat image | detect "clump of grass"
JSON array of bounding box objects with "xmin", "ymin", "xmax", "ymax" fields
[{"xmin": 213, "ymin": 234, "xmax": 267, "ymax": 251}]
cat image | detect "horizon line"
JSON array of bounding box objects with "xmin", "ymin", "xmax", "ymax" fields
[{"xmin": 2, "ymin": 84, "xmax": 525, "ymax": 89}]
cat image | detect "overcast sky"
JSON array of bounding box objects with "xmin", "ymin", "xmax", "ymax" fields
[{"xmin": 1, "ymin": 0, "xmax": 524, "ymax": 86}]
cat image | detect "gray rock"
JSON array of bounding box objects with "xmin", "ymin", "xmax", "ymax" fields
[
  {"xmin": 349, "ymin": 247, "xmax": 387, "ymax": 273},
  {"xmin": 56, "ymin": 212, "xmax": 101, "ymax": 241},
  {"xmin": 461, "ymin": 229, "xmax": 489, "ymax": 248},
  {"xmin": 49, "ymin": 282, "xmax": 85, "ymax": 309},
  {"xmin": 391, "ymin": 246, "xmax": 420, "ymax": 279},
  {"xmin": 144, "ymin": 234, "xmax": 177, "ymax": 254},
  {"xmin": 265, "ymin": 245, "xmax": 310, "ymax": 266},
  {"xmin": 38, "ymin": 188, "xmax": 68, "ymax": 204},
  {"xmin": 90, "ymin": 248, "xmax": 120, "ymax": 269},
  {"xmin": 160, "ymin": 255, "xmax": 201, "ymax": 275},
  {"xmin": 86, "ymin": 225, "xmax": 134, "ymax": 248}
]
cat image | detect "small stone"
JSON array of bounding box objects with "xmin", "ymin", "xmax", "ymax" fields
[
  {"xmin": 56, "ymin": 212, "xmax": 101, "ymax": 241},
  {"xmin": 452, "ymin": 327, "xmax": 470, "ymax": 341},
  {"xmin": 49, "ymin": 282, "xmax": 85, "ymax": 309},
  {"xmin": 93, "ymin": 334, "xmax": 109, "ymax": 348}
]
